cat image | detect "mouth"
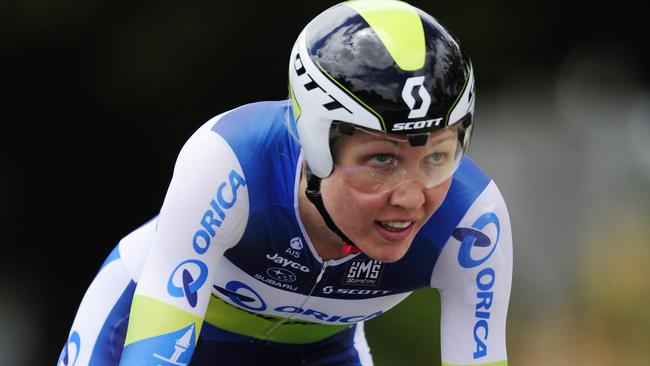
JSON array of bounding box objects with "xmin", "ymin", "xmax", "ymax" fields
[
  {"xmin": 378, "ymin": 221, "xmax": 413, "ymax": 231},
  {"xmin": 374, "ymin": 220, "xmax": 415, "ymax": 242}
]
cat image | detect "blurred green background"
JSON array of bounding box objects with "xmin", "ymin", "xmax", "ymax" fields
[{"xmin": 1, "ymin": 0, "xmax": 649, "ymax": 365}]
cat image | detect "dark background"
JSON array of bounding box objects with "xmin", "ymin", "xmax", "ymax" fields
[{"xmin": 2, "ymin": 1, "xmax": 649, "ymax": 365}]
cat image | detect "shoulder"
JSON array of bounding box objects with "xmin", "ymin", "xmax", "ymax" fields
[
  {"xmin": 208, "ymin": 100, "xmax": 292, "ymax": 152},
  {"xmin": 427, "ymin": 157, "xmax": 513, "ymax": 290},
  {"xmin": 176, "ymin": 100, "xmax": 300, "ymax": 213},
  {"xmin": 174, "ymin": 100, "xmax": 294, "ymax": 171}
]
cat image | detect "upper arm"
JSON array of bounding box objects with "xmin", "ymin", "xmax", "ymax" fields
[
  {"xmin": 431, "ymin": 181, "xmax": 512, "ymax": 365},
  {"xmin": 119, "ymin": 114, "xmax": 250, "ymax": 364}
]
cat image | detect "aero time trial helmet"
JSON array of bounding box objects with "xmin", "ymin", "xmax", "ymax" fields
[{"xmin": 288, "ymin": 0, "xmax": 475, "ymax": 185}]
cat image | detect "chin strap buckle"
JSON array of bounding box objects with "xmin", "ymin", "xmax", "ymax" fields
[{"xmin": 342, "ymin": 243, "xmax": 362, "ymax": 254}]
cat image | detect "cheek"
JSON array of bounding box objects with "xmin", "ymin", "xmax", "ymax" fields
[
  {"xmin": 322, "ymin": 178, "xmax": 385, "ymax": 221},
  {"xmin": 425, "ymin": 181, "xmax": 452, "ymax": 213}
]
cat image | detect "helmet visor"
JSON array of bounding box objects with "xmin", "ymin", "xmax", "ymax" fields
[{"xmin": 331, "ymin": 123, "xmax": 465, "ymax": 193}]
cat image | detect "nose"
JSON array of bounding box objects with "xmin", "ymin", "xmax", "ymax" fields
[{"xmin": 388, "ymin": 180, "xmax": 426, "ymax": 210}]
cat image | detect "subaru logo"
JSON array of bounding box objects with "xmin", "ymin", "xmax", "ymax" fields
[{"xmin": 266, "ymin": 267, "xmax": 297, "ymax": 282}]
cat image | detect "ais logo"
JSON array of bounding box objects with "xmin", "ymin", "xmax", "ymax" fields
[{"xmin": 167, "ymin": 259, "xmax": 208, "ymax": 308}]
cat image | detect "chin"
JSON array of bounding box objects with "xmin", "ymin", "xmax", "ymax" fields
[
  {"xmin": 371, "ymin": 253, "xmax": 405, "ymax": 263},
  {"xmin": 362, "ymin": 242, "xmax": 411, "ymax": 263}
]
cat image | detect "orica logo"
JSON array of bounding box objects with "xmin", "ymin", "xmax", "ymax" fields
[
  {"xmin": 192, "ymin": 169, "xmax": 246, "ymax": 255},
  {"xmin": 167, "ymin": 259, "xmax": 209, "ymax": 308},
  {"xmin": 58, "ymin": 331, "xmax": 80, "ymax": 366},
  {"xmin": 217, "ymin": 281, "xmax": 267, "ymax": 311},
  {"xmin": 452, "ymin": 211, "xmax": 501, "ymax": 359},
  {"xmin": 453, "ymin": 212, "xmax": 500, "ymax": 268},
  {"xmin": 215, "ymin": 282, "xmax": 384, "ymax": 324}
]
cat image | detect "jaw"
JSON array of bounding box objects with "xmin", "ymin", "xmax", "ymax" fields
[
  {"xmin": 363, "ymin": 241, "xmax": 411, "ymax": 263},
  {"xmin": 353, "ymin": 223, "xmax": 416, "ymax": 263}
]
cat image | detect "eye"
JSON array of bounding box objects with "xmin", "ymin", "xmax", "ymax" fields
[
  {"xmin": 426, "ymin": 152, "xmax": 447, "ymax": 164},
  {"xmin": 369, "ymin": 153, "xmax": 396, "ymax": 166}
]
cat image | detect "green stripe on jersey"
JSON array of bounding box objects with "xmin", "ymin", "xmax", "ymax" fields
[
  {"xmin": 205, "ymin": 294, "xmax": 351, "ymax": 344},
  {"xmin": 345, "ymin": 0, "xmax": 425, "ymax": 71},
  {"xmin": 124, "ymin": 295, "xmax": 204, "ymax": 346}
]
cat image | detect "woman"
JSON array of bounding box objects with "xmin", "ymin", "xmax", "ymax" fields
[{"xmin": 59, "ymin": 1, "xmax": 512, "ymax": 365}]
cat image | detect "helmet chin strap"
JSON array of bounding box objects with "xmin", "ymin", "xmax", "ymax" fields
[{"xmin": 305, "ymin": 171, "xmax": 361, "ymax": 254}]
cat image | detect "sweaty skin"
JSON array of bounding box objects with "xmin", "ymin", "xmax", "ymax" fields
[
  {"xmin": 303, "ymin": 129, "xmax": 455, "ymax": 262},
  {"xmin": 302, "ymin": 169, "xmax": 451, "ymax": 263}
]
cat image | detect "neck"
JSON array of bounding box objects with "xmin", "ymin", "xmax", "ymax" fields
[{"xmin": 297, "ymin": 165, "xmax": 348, "ymax": 261}]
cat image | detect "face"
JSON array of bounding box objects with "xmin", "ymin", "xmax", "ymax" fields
[{"xmin": 319, "ymin": 128, "xmax": 457, "ymax": 263}]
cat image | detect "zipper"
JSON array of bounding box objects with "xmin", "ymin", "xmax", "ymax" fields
[{"xmin": 260, "ymin": 261, "xmax": 329, "ymax": 338}]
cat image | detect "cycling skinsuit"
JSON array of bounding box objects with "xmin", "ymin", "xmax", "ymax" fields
[{"xmin": 58, "ymin": 101, "xmax": 512, "ymax": 366}]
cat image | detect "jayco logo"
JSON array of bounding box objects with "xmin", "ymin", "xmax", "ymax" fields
[
  {"xmin": 167, "ymin": 259, "xmax": 209, "ymax": 308},
  {"xmin": 266, "ymin": 253, "xmax": 310, "ymax": 272},
  {"xmin": 452, "ymin": 212, "xmax": 501, "ymax": 360},
  {"xmin": 401, "ymin": 76, "xmax": 431, "ymax": 119}
]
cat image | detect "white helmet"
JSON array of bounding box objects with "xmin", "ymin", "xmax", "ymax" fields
[{"xmin": 288, "ymin": 0, "xmax": 475, "ymax": 179}]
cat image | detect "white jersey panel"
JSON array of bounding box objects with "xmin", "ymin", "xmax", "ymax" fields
[
  {"xmin": 431, "ymin": 181, "xmax": 512, "ymax": 364},
  {"xmin": 353, "ymin": 322, "xmax": 375, "ymax": 366},
  {"xmin": 118, "ymin": 217, "xmax": 157, "ymax": 281},
  {"xmin": 61, "ymin": 259, "xmax": 132, "ymax": 365},
  {"xmin": 133, "ymin": 114, "xmax": 250, "ymax": 318}
]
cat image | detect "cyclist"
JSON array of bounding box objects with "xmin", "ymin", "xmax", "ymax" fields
[{"xmin": 59, "ymin": 1, "xmax": 512, "ymax": 365}]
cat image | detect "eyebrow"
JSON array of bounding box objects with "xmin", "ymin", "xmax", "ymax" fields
[
  {"xmin": 356, "ymin": 131, "xmax": 456, "ymax": 147},
  {"xmin": 428, "ymin": 135, "xmax": 455, "ymax": 146},
  {"xmin": 361, "ymin": 135, "xmax": 400, "ymax": 146}
]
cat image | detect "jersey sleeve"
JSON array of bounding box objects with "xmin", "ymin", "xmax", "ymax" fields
[
  {"xmin": 430, "ymin": 180, "xmax": 512, "ymax": 366},
  {"xmin": 118, "ymin": 113, "xmax": 250, "ymax": 365}
]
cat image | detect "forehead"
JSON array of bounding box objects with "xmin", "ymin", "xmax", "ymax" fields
[{"xmin": 343, "ymin": 126, "xmax": 457, "ymax": 146}]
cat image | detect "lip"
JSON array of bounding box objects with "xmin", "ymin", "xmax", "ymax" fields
[{"xmin": 373, "ymin": 221, "xmax": 416, "ymax": 242}]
